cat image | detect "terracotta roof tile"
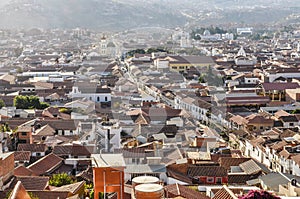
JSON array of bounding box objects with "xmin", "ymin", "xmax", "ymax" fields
[
  {"xmin": 279, "ymin": 149, "xmax": 293, "ymax": 159},
  {"xmin": 210, "ymin": 154, "xmax": 232, "ymax": 162},
  {"xmin": 219, "ymin": 157, "xmax": 251, "ymax": 171},
  {"xmin": 34, "ymin": 125, "xmax": 55, "ymax": 136},
  {"xmin": 165, "ymin": 184, "xmax": 210, "ymax": 199},
  {"xmin": 167, "ymin": 163, "xmax": 192, "ymax": 184},
  {"xmin": 188, "ymin": 166, "xmax": 227, "ymax": 177},
  {"xmin": 274, "ymin": 110, "xmax": 290, "ymax": 118},
  {"xmin": 8, "ymin": 181, "xmax": 31, "ymax": 199},
  {"xmin": 291, "ymin": 154, "xmax": 300, "ymax": 166},
  {"xmin": 27, "ymin": 153, "xmax": 63, "ymax": 176},
  {"xmin": 17, "ymin": 144, "xmax": 47, "ymax": 153},
  {"xmin": 76, "ymin": 167, "xmax": 93, "ymax": 182},
  {"xmin": 270, "ymin": 141, "xmax": 288, "ymax": 151},
  {"xmin": 261, "ymin": 82, "xmax": 300, "ymax": 91},
  {"xmin": 14, "ymin": 165, "xmax": 36, "ymax": 177},
  {"xmin": 212, "ymin": 185, "xmax": 238, "ymax": 199},
  {"xmin": 14, "ymin": 151, "xmax": 31, "ymax": 162},
  {"xmin": 167, "ymin": 169, "xmax": 193, "ymax": 184},
  {"xmin": 28, "ymin": 191, "xmax": 69, "ymax": 199},
  {"xmin": 229, "ymin": 115, "xmax": 247, "ymax": 125},
  {"xmin": 249, "ymin": 137, "xmax": 265, "ymax": 148},
  {"xmin": 245, "ymin": 114, "xmax": 273, "ymax": 125},
  {"xmin": 53, "ymin": 145, "xmax": 91, "ymax": 157},
  {"xmin": 228, "ymin": 173, "xmax": 260, "ymax": 184},
  {"xmin": 10, "ymin": 176, "xmax": 49, "ymax": 191},
  {"xmin": 44, "ymin": 120, "xmax": 77, "ymax": 131},
  {"xmin": 239, "ymin": 160, "xmax": 262, "ymax": 175},
  {"xmin": 52, "ymin": 181, "xmax": 85, "ymax": 194}
]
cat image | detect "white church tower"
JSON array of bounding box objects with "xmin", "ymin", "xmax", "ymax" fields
[{"xmin": 100, "ymin": 35, "xmax": 107, "ymax": 56}]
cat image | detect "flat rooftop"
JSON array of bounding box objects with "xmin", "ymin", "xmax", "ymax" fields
[{"xmin": 91, "ymin": 153, "xmax": 125, "ymax": 168}]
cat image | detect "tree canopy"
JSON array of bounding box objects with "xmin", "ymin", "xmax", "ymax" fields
[
  {"xmin": 49, "ymin": 173, "xmax": 74, "ymax": 187},
  {"xmin": 126, "ymin": 48, "xmax": 169, "ymax": 58},
  {"xmin": 0, "ymin": 99, "xmax": 5, "ymax": 109},
  {"xmin": 13, "ymin": 96, "xmax": 49, "ymax": 109}
]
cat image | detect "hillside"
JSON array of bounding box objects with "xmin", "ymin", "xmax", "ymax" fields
[{"xmin": 0, "ymin": 0, "xmax": 299, "ymax": 30}]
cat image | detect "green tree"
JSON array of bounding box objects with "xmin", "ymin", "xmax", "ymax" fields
[
  {"xmin": 198, "ymin": 74, "xmax": 206, "ymax": 83},
  {"xmin": 28, "ymin": 192, "xmax": 40, "ymax": 199},
  {"xmin": 49, "ymin": 173, "xmax": 74, "ymax": 187},
  {"xmin": 13, "ymin": 96, "xmax": 49, "ymax": 109},
  {"xmin": 0, "ymin": 99, "xmax": 5, "ymax": 109},
  {"xmin": 59, "ymin": 108, "xmax": 72, "ymax": 114},
  {"xmin": 0, "ymin": 123, "xmax": 10, "ymax": 132},
  {"xmin": 16, "ymin": 67, "xmax": 23, "ymax": 74}
]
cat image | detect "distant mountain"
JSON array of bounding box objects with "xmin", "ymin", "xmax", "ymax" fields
[
  {"xmin": 0, "ymin": 0, "xmax": 186, "ymax": 30},
  {"xmin": 0, "ymin": 0, "xmax": 299, "ymax": 30}
]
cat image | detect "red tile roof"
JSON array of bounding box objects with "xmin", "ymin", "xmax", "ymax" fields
[
  {"xmin": 291, "ymin": 154, "xmax": 300, "ymax": 166},
  {"xmin": 218, "ymin": 157, "xmax": 251, "ymax": 171},
  {"xmin": 14, "ymin": 165, "xmax": 36, "ymax": 177},
  {"xmin": 14, "ymin": 151, "xmax": 31, "ymax": 162},
  {"xmin": 27, "ymin": 153, "xmax": 63, "ymax": 176},
  {"xmin": 165, "ymin": 184, "xmax": 210, "ymax": 199},
  {"xmin": 226, "ymin": 96, "xmax": 270, "ymax": 106},
  {"xmin": 52, "ymin": 181, "xmax": 85, "ymax": 194},
  {"xmin": 245, "ymin": 114, "xmax": 273, "ymax": 125},
  {"xmin": 53, "ymin": 144, "xmax": 91, "ymax": 157},
  {"xmin": 239, "ymin": 160, "xmax": 262, "ymax": 175},
  {"xmin": 28, "ymin": 191, "xmax": 69, "ymax": 199},
  {"xmin": 8, "ymin": 181, "xmax": 31, "ymax": 199},
  {"xmin": 188, "ymin": 166, "xmax": 227, "ymax": 177},
  {"xmin": 261, "ymin": 82, "xmax": 300, "ymax": 91},
  {"xmin": 17, "ymin": 144, "xmax": 47, "ymax": 153},
  {"xmin": 10, "ymin": 176, "xmax": 49, "ymax": 191},
  {"xmin": 212, "ymin": 185, "xmax": 238, "ymax": 199}
]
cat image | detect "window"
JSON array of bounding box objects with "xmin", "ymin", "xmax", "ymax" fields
[
  {"xmin": 206, "ymin": 177, "xmax": 214, "ymax": 183},
  {"xmin": 260, "ymin": 126, "xmax": 263, "ymax": 130},
  {"xmin": 97, "ymin": 96, "xmax": 100, "ymax": 102},
  {"xmin": 105, "ymin": 96, "xmax": 108, "ymax": 102},
  {"xmin": 172, "ymin": 66, "xmax": 177, "ymax": 69},
  {"xmin": 290, "ymin": 123, "xmax": 294, "ymax": 126},
  {"xmin": 216, "ymin": 177, "xmax": 222, "ymax": 184},
  {"xmin": 21, "ymin": 132, "xmax": 27, "ymax": 136},
  {"xmin": 36, "ymin": 152, "xmax": 41, "ymax": 157}
]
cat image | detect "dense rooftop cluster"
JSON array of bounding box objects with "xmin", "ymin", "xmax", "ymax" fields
[{"xmin": 0, "ymin": 26, "xmax": 300, "ymax": 198}]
